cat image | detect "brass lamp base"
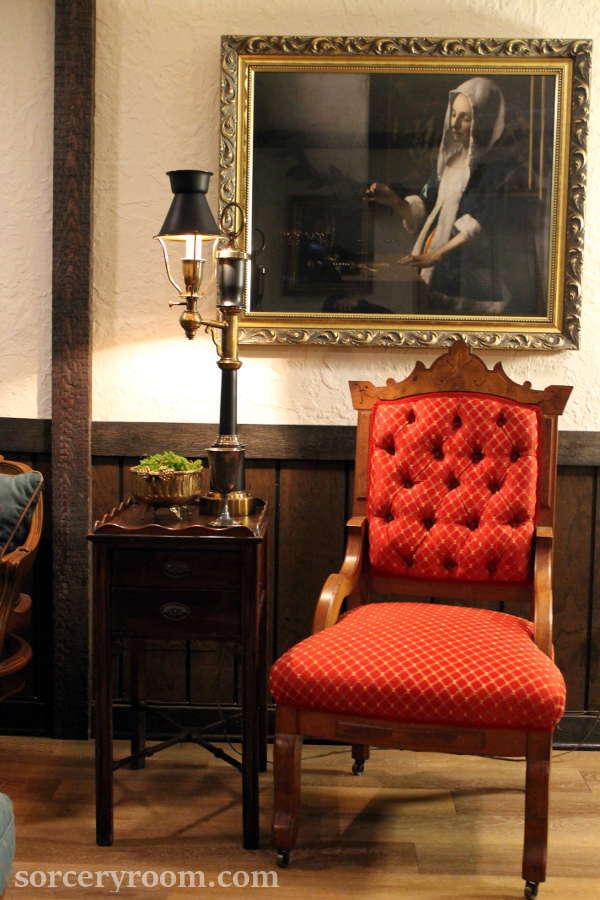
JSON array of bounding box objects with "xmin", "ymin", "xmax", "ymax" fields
[{"xmin": 199, "ymin": 490, "xmax": 256, "ymax": 517}]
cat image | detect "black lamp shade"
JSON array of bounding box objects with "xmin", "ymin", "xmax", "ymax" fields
[{"xmin": 157, "ymin": 170, "xmax": 220, "ymax": 239}]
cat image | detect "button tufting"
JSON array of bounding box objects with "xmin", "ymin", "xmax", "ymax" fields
[
  {"xmin": 402, "ymin": 555, "xmax": 414, "ymax": 567},
  {"xmin": 367, "ymin": 393, "xmax": 539, "ymax": 583},
  {"xmin": 510, "ymin": 447, "xmax": 521, "ymax": 462},
  {"xmin": 377, "ymin": 434, "xmax": 395, "ymax": 454}
]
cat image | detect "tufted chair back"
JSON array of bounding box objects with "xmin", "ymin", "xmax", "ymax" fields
[
  {"xmin": 367, "ymin": 392, "xmax": 540, "ymax": 583},
  {"xmin": 349, "ymin": 341, "xmax": 570, "ymax": 603}
]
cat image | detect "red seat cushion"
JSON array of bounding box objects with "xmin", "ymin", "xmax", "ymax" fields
[
  {"xmin": 368, "ymin": 393, "xmax": 540, "ymax": 582},
  {"xmin": 269, "ymin": 603, "xmax": 565, "ymax": 731}
]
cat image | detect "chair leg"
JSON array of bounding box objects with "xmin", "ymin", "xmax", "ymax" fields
[
  {"xmin": 272, "ymin": 731, "xmax": 303, "ymax": 866},
  {"xmin": 351, "ymin": 743, "xmax": 370, "ymax": 775},
  {"xmin": 522, "ymin": 730, "xmax": 552, "ymax": 894}
]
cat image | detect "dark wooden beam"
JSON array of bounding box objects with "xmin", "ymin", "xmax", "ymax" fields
[
  {"xmin": 2, "ymin": 419, "xmax": 600, "ymax": 466},
  {"xmin": 558, "ymin": 431, "xmax": 600, "ymax": 467},
  {"xmin": 0, "ymin": 419, "xmax": 51, "ymax": 454},
  {"xmin": 51, "ymin": 0, "xmax": 95, "ymax": 738},
  {"xmin": 90, "ymin": 421, "xmax": 357, "ymax": 460},
  {"xmin": 90, "ymin": 423, "xmax": 600, "ymax": 466}
]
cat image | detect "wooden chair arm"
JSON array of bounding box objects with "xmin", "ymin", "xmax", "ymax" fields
[
  {"xmin": 7, "ymin": 593, "xmax": 32, "ymax": 635},
  {"xmin": 533, "ymin": 526, "xmax": 554, "ymax": 657},
  {"xmin": 312, "ymin": 516, "xmax": 367, "ymax": 634},
  {"xmin": 11, "ymin": 593, "xmax": 31, "ymax": 616}
]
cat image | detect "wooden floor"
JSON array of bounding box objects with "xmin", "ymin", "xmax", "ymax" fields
[{"xmin": 1, "ymin": 737, "xmax": 599, "ymax": 898}]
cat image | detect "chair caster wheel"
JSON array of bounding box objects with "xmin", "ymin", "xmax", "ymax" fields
[
  {"xmin": 524, "ymin": 882, "xmax": 539, "ymax": 898},
  {"xmin": 276, "ymin": 850, "xmax": 290, "ymax": 868},
  {"xmin": 352, "ymin": 760, "xmax": 365, "ymax": 775}
]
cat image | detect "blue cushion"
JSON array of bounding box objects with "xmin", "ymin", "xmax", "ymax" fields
[
  {"xmin": 0, "ymin": 793, "xmax": 15, "ymax": 894},
  {"xmin": 0, "ymin": 471, "xmax": 42, "ymax": 555}
]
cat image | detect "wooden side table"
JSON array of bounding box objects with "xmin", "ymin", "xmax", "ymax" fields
[{"xmin": 88, "ymin": 498, "xmax": 269, "ymax": 850}]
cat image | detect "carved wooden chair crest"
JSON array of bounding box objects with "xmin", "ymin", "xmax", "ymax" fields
[{"xmin": 269, "ymin": 341, "xmax": 571, "ymax": 899}]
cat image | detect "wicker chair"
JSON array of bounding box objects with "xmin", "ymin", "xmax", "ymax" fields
[{"xmin": 0, "ymin": 456, "xmax": 43, "ymax": 701}]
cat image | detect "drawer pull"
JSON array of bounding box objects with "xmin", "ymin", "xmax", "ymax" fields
[
  {"xmin": 159, "ymin": 601, "xmax": 191, "ymax": 622},
  {"xmin": 162, "ymin": 560, "xmax": 192, "ymax": 579}
]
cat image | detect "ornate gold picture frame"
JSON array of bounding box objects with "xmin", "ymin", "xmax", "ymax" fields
[{"xmin": 220, "ymin": 37, "xmax": 590, "ymax": 350}]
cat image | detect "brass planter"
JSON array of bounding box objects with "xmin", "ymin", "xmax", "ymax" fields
[{"xmin": 130, "ymin": 468, "xmax": 203, "ymax": 506}]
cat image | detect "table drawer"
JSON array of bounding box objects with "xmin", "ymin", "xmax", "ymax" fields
[
  {"xmin": 111, "ymin": 588, "xmax": 240, "ymax": 639},
  {"xmin": 111, "ymin": 550, "xmax": 240, "ymax": 590}
]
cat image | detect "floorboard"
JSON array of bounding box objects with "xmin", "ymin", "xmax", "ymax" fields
[{"xmin": 1, "ymin": 738, "xmax": 599, "ymax": 898}]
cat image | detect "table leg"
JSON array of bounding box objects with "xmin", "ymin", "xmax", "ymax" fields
[
  {"xmin": 129, "ymin": 639, "xmax": 146, "ymax": 769},
  {"xmin": 257, "ymin": 591, "xmax": 268, "ymax": 773},
  {"xmin": 93, "ymin": 545, "xmax": 113, "ymax": 846},
  {"xmin": 241, "ymin": 546, "xmax": 260, "ymax": 849}
]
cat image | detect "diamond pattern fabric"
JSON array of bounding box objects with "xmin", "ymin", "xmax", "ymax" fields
[
  {"xmin": 269, "ymin": 602, "xmax": 566, "ymax": 730},
  {"xmin": 367, "ymin": 392, "xmax": 540, "ymax": 582}
]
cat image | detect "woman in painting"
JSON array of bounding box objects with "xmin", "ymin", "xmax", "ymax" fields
[{"xmin": 367, "ymin": 76, "xmax": 527, "ymax": 315}]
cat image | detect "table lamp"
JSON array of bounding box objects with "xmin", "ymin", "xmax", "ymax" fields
[{"xmin": 155, "ymin": 169, "xmax": 255, "ymax": 527}]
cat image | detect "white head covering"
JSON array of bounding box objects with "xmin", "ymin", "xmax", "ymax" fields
[{"xmin": 437, "ymin": 77, "xmax": 506, "ymax": 176}]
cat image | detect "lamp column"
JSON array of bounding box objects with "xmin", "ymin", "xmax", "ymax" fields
[{"xmin": 204, "ymin": 247, "xmax": 255, "ymax": 522}]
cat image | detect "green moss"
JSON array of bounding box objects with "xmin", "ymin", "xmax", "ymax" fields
[{"xmin": 137, "ymin": 451, "xmax": 203, "ymax": 472}]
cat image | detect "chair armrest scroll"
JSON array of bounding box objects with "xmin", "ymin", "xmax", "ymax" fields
[
  {"xmin": 533, "ymin": 526, "xmax": 554, "ymax": 657},
  {"xmin": 312, "ymin": 516, "xmax": 367, "ymax": 634}
]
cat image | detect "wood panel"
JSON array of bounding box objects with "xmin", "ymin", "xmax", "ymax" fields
[
  {"xmin": 589, "ymin": 469, "xmax": 600, "ymax": 708},
  {"xmin": 0, "ymin": 419, "xmax": 50, "ymax": 454},
  {"xmin": 190, "ymin": 641, "xmax": 235, "ymax": 705},
  {"xmin": 3, "ymin": 419, "xmax": 600, "ymax": 465},
  {"xmin": 143, "ymin": 641, "xmax": 187, "ymax": 703},
  {"xmin": 91, "ymin": 457, "xmax": 120, "ymax": 525},
  {"xmin": 92, "ymin": 422, "xmax": 357, "ymax": 460},
  {"xmin": 553, "ymin": 467, "xmax": 595, "ymax": 708},
  {"xmin": 277, "ymin": 461, "xmax": 347, "ymax": 654},
  {"xmin": 558, "ymin": 431, "xmax": 600, "ymax": 466},
  {"xmin": 2, "ymin": 418, "xmax": 600, "ymax": 741}
]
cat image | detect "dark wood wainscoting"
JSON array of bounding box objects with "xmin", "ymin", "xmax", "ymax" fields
[{"xmin": 1, "ymin": 418, "xmax": 599, "ymax": 746}]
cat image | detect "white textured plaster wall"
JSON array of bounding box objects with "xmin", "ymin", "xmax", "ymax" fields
[
  {"xmin": 99, "ymin": 2, "xmax": 600, "ymax": 428},
  {"xmin": 0, "ymin": 0, "xmax": 53, "ymax": 419}
]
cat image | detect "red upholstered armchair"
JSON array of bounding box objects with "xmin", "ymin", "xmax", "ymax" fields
[{"xmin": 269, "ymin": 341, "xmax": 571, "ymax": 899}]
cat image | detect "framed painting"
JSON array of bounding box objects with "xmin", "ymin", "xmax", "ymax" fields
[{"xmin": 220, "ymin": 36, "xmax": 591, "ymax": 349}]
